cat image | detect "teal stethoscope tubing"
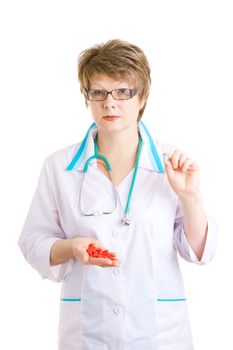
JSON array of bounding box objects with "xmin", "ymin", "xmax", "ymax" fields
[
  {"xmin": 80, "ymin": 132, "xmax": 143, "ymax": 225},
  {"xmin": 121, "ymin": 133, "xmax": 142, "ymax": 224}
]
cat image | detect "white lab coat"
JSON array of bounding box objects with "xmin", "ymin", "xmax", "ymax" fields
[{"xmin": 18, "ymin": 122, "xmax": 218, "ymax": 350}]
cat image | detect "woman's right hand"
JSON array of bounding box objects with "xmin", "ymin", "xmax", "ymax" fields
[{"xmin": 71, "ymin": 237, "xmax": 121, "ymax": 267}]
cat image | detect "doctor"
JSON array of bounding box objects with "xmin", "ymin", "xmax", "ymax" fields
[{"xmin": 18, "ymin": 39, "xmax": 218, "ymax": 350}]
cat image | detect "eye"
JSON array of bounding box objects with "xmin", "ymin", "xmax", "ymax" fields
[
  {"xmin": 115, "ymin": 88, "xmax": 131, "ymax": 97},
  {"xmin": 118, "ymin": 88, "xmax": 128, "ymax": 94},
  {"xmin": 88, "ymin": 90, "xmax": 107, "ymax": 100},
  {"xmin": 90, "ymin": 90, "xmax": 105, "ymax": 97}
]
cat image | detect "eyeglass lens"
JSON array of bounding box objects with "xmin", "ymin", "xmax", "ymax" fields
[{"xmin": 87, "ymin": 88, "xmax": 137, "ymax": 101}]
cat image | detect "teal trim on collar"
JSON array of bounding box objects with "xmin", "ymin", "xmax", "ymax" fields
[
  {"xmin": 66, "ymin": 121, "xmax": 165, "ymax": 173},
  {"xmin": 66, "ymin": 123, "xmax": 96, "ymax": 171},
  {"xmin": 139, "ymin": 121, "xmax": 165, "ymax": 173}
]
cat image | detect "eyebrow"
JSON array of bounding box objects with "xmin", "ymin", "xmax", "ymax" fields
[
  {"xmin": 89, "ymin": 87, "xmax": 129, "ymax": 91},
  {"xmin": 90, "ymin": 82, "xmax": 131, "ymax": 90}
]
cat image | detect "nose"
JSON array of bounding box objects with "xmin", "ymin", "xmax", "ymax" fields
[{"xmin": 103, "ymin": 93, "xmax": 116, "ymax": 109}]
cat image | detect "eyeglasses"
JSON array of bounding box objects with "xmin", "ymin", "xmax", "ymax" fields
[{"xmin": 86, "ymin": 88, "xmax": 137, "ymax": 101}]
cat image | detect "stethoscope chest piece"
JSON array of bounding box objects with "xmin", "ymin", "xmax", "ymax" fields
[{"xmin": 121, "ymin": 215, "xmax": 131, "ymax": 226}]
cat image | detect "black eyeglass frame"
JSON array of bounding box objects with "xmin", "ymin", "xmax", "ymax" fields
[{"xmin": 86, "ymin": 88, "xmax": 138, "ymax": 101}]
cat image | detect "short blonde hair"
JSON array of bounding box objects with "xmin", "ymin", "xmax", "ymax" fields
[{"xmin": 78, "ymin": 39, "xmax": 151, "ymax": 120}]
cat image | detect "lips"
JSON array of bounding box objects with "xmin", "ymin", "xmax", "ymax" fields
[{"xmin": 103, "ymin": 115, "xmax": 119, "ymax": 121}]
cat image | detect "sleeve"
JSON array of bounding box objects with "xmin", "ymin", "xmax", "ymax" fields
[
  {"xmin": 18, "ymin": 157, "xmax": 75, "ymax": 282},
  {"xmin": 173, "ymin": 200, "xmax": 219, "ymax": 265}
]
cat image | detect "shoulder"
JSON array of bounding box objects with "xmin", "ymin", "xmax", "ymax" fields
[{"xmin": 43, "ymin": 142, "xmax": 82, "ymax": 171}]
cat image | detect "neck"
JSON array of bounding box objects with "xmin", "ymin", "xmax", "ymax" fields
[{"xmin": 96, "ymin": 126, "xmax": 139, "ymax": 161}]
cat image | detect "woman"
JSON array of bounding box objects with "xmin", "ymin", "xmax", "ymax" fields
[{"xmin": 18, "ymin": 39, "xmax": 218, "ymax": 350}]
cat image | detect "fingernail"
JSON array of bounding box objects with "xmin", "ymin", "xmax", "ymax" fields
[{"xmin": 163, "ymin": 155, "xmax": 168, "ymax": 161}]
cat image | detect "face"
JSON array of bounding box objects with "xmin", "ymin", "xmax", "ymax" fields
[{"xmin": 87, "ymin": 75, "xmax": 145, "ymax": 133}]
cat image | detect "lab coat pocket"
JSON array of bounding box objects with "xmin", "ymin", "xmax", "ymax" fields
[
  {"xmin": 58, "ymin": 298, "xmax": 83, "ymax": 349},
  {"xmin": 156, "ymin": 299, "xmax": 193, "ymax": 349}
]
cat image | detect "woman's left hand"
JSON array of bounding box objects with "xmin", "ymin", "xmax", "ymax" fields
[{"xmin": 163, "ymin": 150, "xmax": 201, "ymax": 199}]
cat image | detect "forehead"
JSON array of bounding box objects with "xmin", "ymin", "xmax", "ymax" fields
[{"xmin": 90, "ymin": 74, "xmax": 134, "ymax": 89}]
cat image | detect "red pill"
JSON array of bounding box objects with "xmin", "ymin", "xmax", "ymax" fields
[{"xmin": 86, "ymin": 243, "xmax": 115, "ymax": 261}]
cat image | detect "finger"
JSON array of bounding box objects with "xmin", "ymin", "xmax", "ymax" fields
[
  {"xmin": 170, "ymin": 150, "xmax": 182, "ymax": 169},
  {"xmin": 163, "ymin": 152, "xmax": 171, "ymax": 161},
  {"xmin": 108, "ymin": 251, "xmax": 117, "ymax": 257},
  {"xmin": 178, "ymin": 153, "xmax": 188, "ymax": 169},
  {"xmin": 182, "ymin": 159, "xmax": 199, "ymax": 172},
  {"xmin": 88, "ymin": 257, "xmax": 114, "ymax": 267},
  {"xmin": 181, "ymin": 158, "xmax": 193, "ymax": 172},
  {"xmin": 163, "ymin": 158, "xmax": 175, "ymax": 178},
  {"xmin": 111, "ymin": 259, "xmax": 121, "ymax": 267}
]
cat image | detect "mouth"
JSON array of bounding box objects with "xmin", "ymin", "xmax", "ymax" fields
[{"xmin": 103, "ymin": 115, "xmax": 120, "ymax": 121}]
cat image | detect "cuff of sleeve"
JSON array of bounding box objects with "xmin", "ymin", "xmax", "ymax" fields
[
  {"xmin": 36, "ymin": 237, "xmax": 75, "ymax": 282},
  {"xmin": 180, "ymin": 216, "xmax": 219, "ymax": 265}
]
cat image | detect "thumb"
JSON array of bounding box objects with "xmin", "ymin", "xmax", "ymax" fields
[
  {"xmin": 74, "ymin": 248, "xmax": 89, "ymax": 264},
  {"xmin": 81, "ymin": 250, "xmax": 89, "ymax": 263}
]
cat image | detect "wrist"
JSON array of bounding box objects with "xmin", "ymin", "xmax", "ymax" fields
[
  {"xmin": 50, "ymin": 238, "xmax": 75, "ymax": 266},
  {"xmin": 178, "ymin": 191, "xmax": 203, "ymax": 204},
  {"xmin": 68, "ymin": 238, "xmax": 76, "ymax": 259}
]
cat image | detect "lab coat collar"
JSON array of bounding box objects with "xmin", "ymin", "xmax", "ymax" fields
[{"xmin": 66, "ymin": 121, "xmax": 165, "ymax": 173}]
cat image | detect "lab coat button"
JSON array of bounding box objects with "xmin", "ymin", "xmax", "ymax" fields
[
  {"xmin": 113, "ymin": 269, "xmax": 120, "ymax": 276},
  {"xmin": 113, "ymin": 306, "xmax": 121, "ymax": 315},
  {"xmin": 112, "ymin": 231, "xmax": 119, "ymax": 238}
]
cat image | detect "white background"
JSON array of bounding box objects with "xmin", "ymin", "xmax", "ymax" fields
[{"xmin": 0, "ymin": 0, "xmax": 232, "ymax": 349}]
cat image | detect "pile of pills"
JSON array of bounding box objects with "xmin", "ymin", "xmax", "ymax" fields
[{"xmin": 86, "ymin": 243, "xmax": 115, "ymax": 260}]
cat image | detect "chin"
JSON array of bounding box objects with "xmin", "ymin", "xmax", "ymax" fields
[{"xmin": 97, "ymin": 119, "xmax": 122, "ymax": 130}]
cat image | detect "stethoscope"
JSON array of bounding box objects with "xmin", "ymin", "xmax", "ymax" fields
[{"xmin": 79, "ymin": 132, "xmax": 143, "ymax": 225}]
